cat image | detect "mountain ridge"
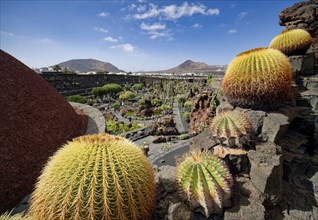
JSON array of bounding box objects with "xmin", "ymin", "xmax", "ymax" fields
[{"xmin": 57, "ymin": 59, "xmax": 123, "ymax": 73}]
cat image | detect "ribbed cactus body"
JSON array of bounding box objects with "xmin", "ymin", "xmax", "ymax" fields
[
  {"xmin": 269, "ymin": 29, "xmax": 312, "ymax": 56},
  {"xmin": 221, "ymin": 47, "xmax": 292, "ymax": 110},
  {"xmin": 176, "ymin": 150, "xmax": 233, "ymax": 217},
  {"xmin": 210, "ymin": 110, "xmax": 252, "ymax": 147},
  {"xmin": 29, "ymin": 134, "xmax": 156, "ymax": 220}
]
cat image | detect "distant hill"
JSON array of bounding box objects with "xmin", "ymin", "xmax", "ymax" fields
[
  {"xmin": 162, "ymin": 60, "xmax": 226, "ymax": 74},
  {"xmin": 57, "ymin": 59, "xmax": 123, "ymax": 73}
]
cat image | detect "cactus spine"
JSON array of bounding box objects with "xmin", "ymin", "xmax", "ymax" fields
[
  {"xmin": 210, "ymin": 110, "xmax": 252, "ymax": 147},
  {"xmin": 269, "ymin": 29, "xmax": 312, "ymax": 56},
  {"xmin": 29, "ymin": 133, "xmax": 156, "ymax": 220},
  {"xmin": 221, "ymin": 47, "xmax": 292, "ymax": 110},
  {"xmin": 0, "ymin": 212, "xmax": 29, "ymax": 220},
  {"xmin": 176, "ymin": 150, "xmax": 233, "ymax": 217}
]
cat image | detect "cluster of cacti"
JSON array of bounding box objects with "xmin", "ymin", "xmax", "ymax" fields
[
  {"xmin": 221, "ymin": 47, "xmax": 292, "ymax": 110},
  {"xmin": 210, "ymin": 110, "xmax": 252, "ymax": 147},
  {"xmin": 176, "ymin": 150, "xmax": 233, "ymax": 217},
  {"xmin": 269, "ymin": 29, "xmax": 312, "ymax": 56},
  {"xmin": 29, "ymin": 133, "xmax": 156, "ymax": 220}
]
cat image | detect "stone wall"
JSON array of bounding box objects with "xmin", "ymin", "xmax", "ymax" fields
[{"xmin": 40, "ymin": 73, "xmax": 208, "ymax": 95}]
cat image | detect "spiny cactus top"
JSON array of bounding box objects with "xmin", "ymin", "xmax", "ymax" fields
[
  {"xmin": 29, "ymin": 133, "xmax": 156, "ymax": 220},
  {"xmin": 176, "ymin": 150, "xmax": 233, "ymax": 217},
  {"xmin": 210, "ymin": 110, "xmax": 252, "ymax": 147},
  {"xmin": 221, "ymin": 47, "xmax": 292, "ymax": 110},
  {"xmin": 269, "ymin": 29, "xmax": 312, "ymax": 56}
]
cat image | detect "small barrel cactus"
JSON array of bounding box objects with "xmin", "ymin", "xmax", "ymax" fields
[
  {"xmin": 210, "ymin": 110, "xmax": 252, "ymax": 147},
  {"xmin": 176, "ymin": 150, "xmax": 233, "ymax": 217},
  {"xmin": 269, "ymin": 29, "xmax": 312, "ymax": 56},
  {"xmin": 221, "ymin": 47, "xmax": 292, "ymax": 110},
  {"xmin": 29, "ymin": 133, "xmax": 156, "ymax": 220}
]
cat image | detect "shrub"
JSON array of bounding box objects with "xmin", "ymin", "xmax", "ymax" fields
[
  {"xmin": 178, "ymin": 134, "xmax": 190, "ymax": 140},
  {"xmin": 269, "ymin": 29, "xmax": 312, "ymax": 56},
  {"xmin": 159, "ymin": 104, "xmax": 171, "ymax": 112},
  {"xmin": 182, "ymin": 111, "xmax": 190, "ymax": 123},
  {"xmin": 119, "ymin": 91, "xmax": 136, "ymax": 101},
  {"xmin": 183, "ymin": 101, "xmax": 193, "ymax": 112},
  {"xmin": 132, "ymin": 83, "xmax": 144, "ymax": 91},
  {"xmin": 112, "ymin": 101, "xmax": 120, "ymax": 110},
  {"xmin": 29, "ymin": 133, "xmax": 155, "ymax": 220},
  {"xmin": 102, "ymin": 83, "xmax": 123, "ymax": 96},
  {"xmin": 176, "ymin": 150, "xmax": 233, "ymax": 217},
  {"xmin": 66, "ymin": 95, "xmax": 87, "ymax": 104},
  {"xmin": 175, "ymin": 94, "xmax": 186, "ymax": 105},
  {"xmin": 210, "ymin": 110, "xmax": 252, "ymax": 147},
  {"xmin": 221, "ymin": 47, "xmax": 292, "ymax": 110},
  {"xmin": 152, "ymin": 98, "xmax": 163, "ymax": 107}
]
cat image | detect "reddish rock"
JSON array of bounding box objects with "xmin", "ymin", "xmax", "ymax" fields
[{"xmin": 0, "ymin": 50, "xmax": 87, "ymax": 213}]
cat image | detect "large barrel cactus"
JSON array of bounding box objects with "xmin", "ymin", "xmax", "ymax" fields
[
  {"xmin": 269, "ymin": 29, "xmax": 312, "ymax": 56},
  {"xmin": 210, "ymin": 110, "xmax": 252, "ymax": 147},
  {"xmin": 221, "ymin": 47, "xmax": 292, "ymax": 110},
  {"xmin": 29, "ymin": 133, "xmax": 156, "ymax": 220},
  {"xmin": 176, "ymin": 150, "xmax": 233, "ymax": 217}
]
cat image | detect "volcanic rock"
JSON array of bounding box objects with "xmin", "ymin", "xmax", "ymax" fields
[{"xmin": 0, "ymin": 50, "xmax": 87, "ymax": 212}]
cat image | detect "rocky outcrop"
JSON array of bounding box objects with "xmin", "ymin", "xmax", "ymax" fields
[
  {"xmin": 151, "ymin": 116, "xmax": 179, "ymax": 136},
  {"xmin": 189, "ymin": 92, "xmax": 218, "ymax": 134},
  {"xmin": 0, "ymin": 50, "xmax": 87, "ymax": 213}
]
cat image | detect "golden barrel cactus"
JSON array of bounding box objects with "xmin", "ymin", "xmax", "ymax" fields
[
  {"xmin": 176, "ymin": 150, "xmax": 233, "ymax": 217},
  {"xmin": 0, "ymin": 212, "xmax": 29, "ymax": 220},
  {"xmin": 269, "ymin": 29, "xmax": 312, "ymax": 56},
  {"xmin": 29, "ymin": 133, "xmax": 156, "ymax": 220},
  {"xmin": 221, "ymin": 47, "xmax": 292, "ymax": 110},
  {"xmin": 210, "ymin": 110, "xmax": 252, "ymax": 147}
]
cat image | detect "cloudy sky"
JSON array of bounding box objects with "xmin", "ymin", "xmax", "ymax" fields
[{"xmin": 1, "ymin": 0, "xmax": 299, "ymax": 71}]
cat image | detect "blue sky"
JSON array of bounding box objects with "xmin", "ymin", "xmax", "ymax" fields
[{"xmin": 1, "ymin": 0, "xmax": 299, "ymax": 72}]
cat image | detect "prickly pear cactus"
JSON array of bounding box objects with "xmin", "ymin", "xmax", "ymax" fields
[
  {"xmin": 176, "ymin": 150, "xmax": 233, "ymax": 217},
  {"xmin": 221, "ymin": 47, "xmax": 292, "ymax": 110},
  {"xmin": 210, "ymin": 110, "xmax": 252, "ymax": 147},
  {"xmin": 269, "ymin": 29, "xmax": 312, "ymax": 56},
  {"xmin": 29, "ymin": 133, "xmax": 156, "ymax": 220}
]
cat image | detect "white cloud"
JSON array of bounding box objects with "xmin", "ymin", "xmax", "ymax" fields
[
  {"xmin": 94, "ymin": 27, "xmax": 108, "ymax": 33},
  {"xmin": 137, "ymin": 5, "xmax": 146, "ymax": 12},
  {"xmin": 104, "ymin": 36, "xmax": 118, "ymax": 42},
  {"xmin": 39, "ymin": 38, "xmax": 55, "ymax": 43},
  {"xmin": 98, "ymin": 12, "xmax": 109, "ymax": 17},
  {"xmin": 192, "ymin": 23, "xmax": 202, "ymax": 28},
  {"xmin": 230, "ymin": 4, "xmax": 236, "ymax": 8},
  {"xmin": 111, "ymin": 43, "xmax": 135, "ymax": 52},
  {"xmin": 128, "ymin": 4, "xmax": 136, "ymax": 10},
  {"xmin": 137, "ymin": 0, "xmax": 147, "ymax": 2},
  {"xmin": 0, "ymin": 31, "xmax": 13, "ymax": 37},
  {"xmin": 239, "ymin": 12, "xmax": 248, "ymax": 19},
  {"xmin": 133, "ymin": 2, "xmax": 219, "ymax": 20},
  {"xmin": 227, "ymin": 29, "xmax": 237, "ymax": 34},
  {"xmin": 140, "ymin": 22, "xmax": 166, "ymax": 31},
  {"xmin": 206, "ymin": 8, "xmax": 220, "ymax": 15}
]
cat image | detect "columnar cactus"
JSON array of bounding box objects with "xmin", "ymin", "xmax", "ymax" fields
[
  {"xmin": 29, "ymin": 133, "xmax": 156, "ymax": 220},
  {"xmin": 221, "ymin": 47, "xmax": 292, "ymax": 110},
  {"xmin": 269, "ymin": 29, "xmax": 312, "ymax": 56},
  {"xmin": 210, "ymin": 110, "xmax": 252, "ymax": 147},
  {"xmin": 176, "ymin": 150, "xmax": 233, "ymax": 217}
]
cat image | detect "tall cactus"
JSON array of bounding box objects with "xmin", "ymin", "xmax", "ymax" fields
[
  {"xmin": 210, "ymin": 110, "xmax": 252, "ymax": 147},
  {"xmin": 29, "ymin": 133, "xmax": 156, "ymax": 220},
  {"xmin": 176, "ymin": 150, "xmax": 233, "ymax": 217},
  {"xmin": 269, "ymin": 29, "xmax": 312, "ymax": 56},
  {"xmin": 221, "ymin": 47, "xmax": 292, "ymax": 110}
]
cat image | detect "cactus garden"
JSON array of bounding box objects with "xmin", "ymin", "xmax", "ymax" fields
[{"xmin": 1, "ymin": 0, "xmax": 318, "ymax": 220}]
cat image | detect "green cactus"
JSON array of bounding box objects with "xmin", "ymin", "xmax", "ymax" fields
[
  {"xmin": 29, "ymin": 133, "xmax": 156, "ymax": 220},
  {"xmin": 221, "ymin": 47, "xmax": 292, "ymax": 110},
  {"xmin": 269, "ymin": 29, "xmax": 312, "ymax": 56},
  {"xmin": 210, "ymin": 110, "xmax": 252, "ymax": 147},
  {"xmin": 176, "ymin": 150, "xmax": 233, "ymax": 217}
]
